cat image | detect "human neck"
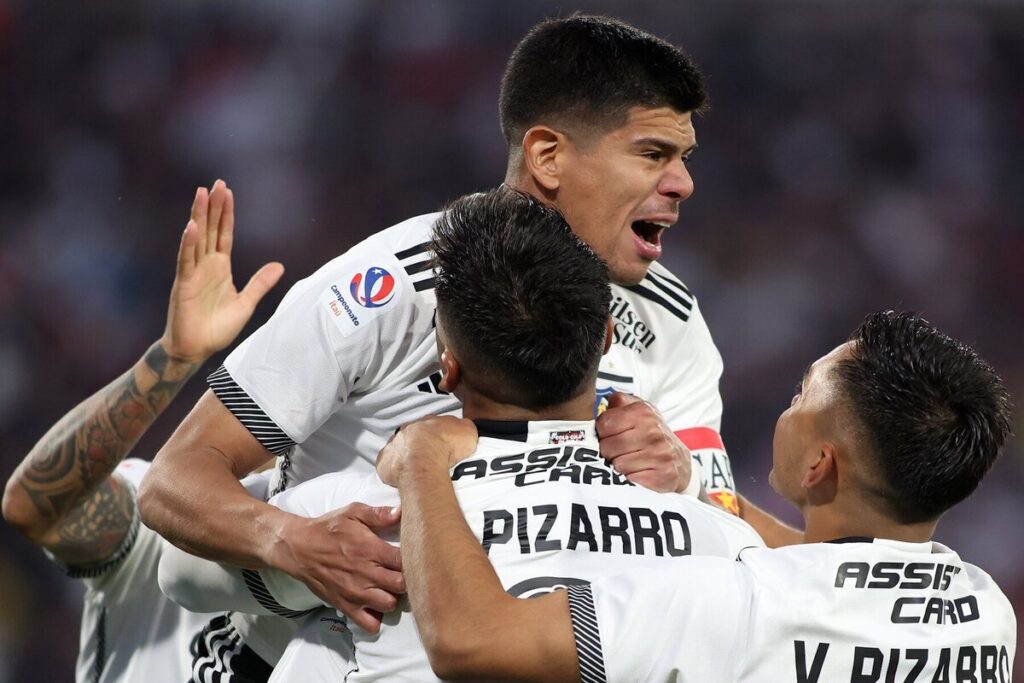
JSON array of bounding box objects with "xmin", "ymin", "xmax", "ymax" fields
[
  {"xmin": 801, "ymin": 498, "xmax": 938, "ymax": 545},
  {"xmin": 459, "ymin": 391, "xmax": 594, "ymax": 424}
]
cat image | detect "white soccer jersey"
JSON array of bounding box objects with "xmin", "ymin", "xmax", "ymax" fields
[
  {"xmin": 567, "ymin": 538, "xmax": 1017, "ymax": 683},
  {"xmin": 60, "ymin": 459, "xmax": 216, "ymax": 683},
  {"xmin": 212, "ymin": 211, "xmax": 737, "ymax": 508},
  {"xmin": 246, "ymin": 420, "xmax": 763, "ymax": 682}
]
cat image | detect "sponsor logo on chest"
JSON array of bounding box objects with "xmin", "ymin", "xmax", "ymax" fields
[{"xmin": 610, "ymin": 295, "xmax": 656, "ymax": 354}]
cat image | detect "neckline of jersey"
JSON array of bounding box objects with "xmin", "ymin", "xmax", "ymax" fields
[{"xmin": 472, "ymin": 418, "xmax": 597, "ymax": 444}]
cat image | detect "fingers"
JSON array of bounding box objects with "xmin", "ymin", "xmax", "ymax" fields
[
  {"xmin": 349, "ymin": 503, "xmax": 402, "ymax": 533},
  {"xmin": 206, "ymin": 180, "xmax": 227, "ymax": 254},
  {"xmin": 596, "ymin": 392, "xmax": 648, "ymax": 438},
  {"xmin": 218, "ymin": 188, "xmax": 235, "ymax": 254},
  {"xmin": 347, "ymin": 606, "xmax": 385, "ymax": 634},
  {"xmin": 239, "ymin": 262, "xmax": 285, "ymax": 309},
  {"xmin": 191, "ymin": 186, "xmax": 210, "ymax": 255},
  {"xmin": 176, "ymin": 220, "xmax": 200, "ymax": 279}
]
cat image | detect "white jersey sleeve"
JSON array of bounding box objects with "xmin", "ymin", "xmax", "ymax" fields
[
  {"xmin": 213, "ymin": 215, "xmax": 439, "ymax": 453},
  {"xmin": 567, "ymin": 559, "xmax": 750, "ymax": 683},
  {"xmin": 250, "ymin": 472, "xmax": 400, "ymax": 613}
]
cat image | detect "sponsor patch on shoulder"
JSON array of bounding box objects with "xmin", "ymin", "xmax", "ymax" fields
[
  {"xmin": 320, "ymin": 260, "xmax": 404, "ymax": 337},
  {"xmin": 549, "ymin": 429, "xmax": 586, "ymax": 444}
]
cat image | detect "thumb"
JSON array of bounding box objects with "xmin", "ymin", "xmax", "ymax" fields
[
  {"xmin": 606, "ymin": 391, "xmax": 642, "ymax": 409},
  {"xmin": 353, "ymin": 503, "xmax": 402, "ymax": 529},
  {"xmin": 240, "ymin": 262, "xmax": 285, "ymax": 308}
]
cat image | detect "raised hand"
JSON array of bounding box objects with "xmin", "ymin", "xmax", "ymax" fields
[
  {"xmin": 160, "ymin": 180, "xmax": 285, "ymax": 364},
  {"xmin": 596, "ymin": 391, "xmax": 694, "ymax": 494}
]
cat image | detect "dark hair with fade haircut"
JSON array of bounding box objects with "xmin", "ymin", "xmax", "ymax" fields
[
  {"xmin": 499, "ymin": 14, "xmax": 708, "ymax": 147},
  {"xmin": 431, "ymin": 187, "xmax": 611, "ymax": 411},
  {"xmin": 834, "ymin": 311, "xmax": 1012, "ymax": 524}
]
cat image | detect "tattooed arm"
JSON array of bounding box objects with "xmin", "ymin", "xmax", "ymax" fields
[
  {"xmin": 2, "ymin": 180, "xmax": 283, "ymax": 568},
  {"xmin": 2, "ymin": 343, "xmax": 200, "ymax": 566}
]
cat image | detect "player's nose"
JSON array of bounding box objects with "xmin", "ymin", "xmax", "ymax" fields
[{"xmin": 659, "ymin": 159, "xmax": 694, "ymax": 201}]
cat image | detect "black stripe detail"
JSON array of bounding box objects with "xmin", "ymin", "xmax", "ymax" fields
[
  {"xmin": 413, "ymin": 277, "xmax": 436, "ymax": 292},
  {"xmin": 91, "ymin": 608, "xmax": 106, "ymax": 683},
  {"xmin": 596, "ymin": 371, "xmax": 633, "ymax": 383},
  {"xmin": 624, "ymin": 283, "xmax": 690, "ymax": 324},
  {"xmin": 190, "ymin": 613, "xmax": 274, "ymax": 683},
  {"xmin": 395, "ymin": 241, "xmax": 431, "ymax": 260},
  {"xmin": 403, "ymin": 259, "xmax": 433, "ymax": 275},
  {"xmin": 208, "ymin": 366, "xmax": 296, "ymax": 456},
  {"xmin": 643, "ymin": 273, "xmax": 693, "ymax": 312},
  {"xmin": 567, "ymin": 584, "xmax": 606, "ymax": 683},
  {"xmin": 65, "ymin": 507, "xmax": 141, "ymax": 579},
  {"xmin": 242, "ymin": 569, "xmax": 316, "ymax": 619},
  {"xmin": 472, "ymin": 419, "xmax": 529, "ymax": 442},
  {"xmin": 646, "ymin": 269, "xmax": 692, "ymax": 298},
  {"xmin": 826, "ymin": 536, "xmax": 875, "ymax": 544}
]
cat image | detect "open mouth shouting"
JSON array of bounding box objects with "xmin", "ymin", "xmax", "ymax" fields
[{"xmin": 630, "ymin": 219, "xmax": 672, "ymax": 260}]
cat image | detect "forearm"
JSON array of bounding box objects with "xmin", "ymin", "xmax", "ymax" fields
[
  {"xmin": 401, "ymin": 461, "xmax": 577, "ymax": 682},
  {"xmin": 738, "ymin": 494, "xmax": 803, "ymax": 547},
  {"xmin": 3, "ymin": 341, "xmax": 198, "ymax": 542},
  {"xmin": 140, "ymin": 444, "xmax": 292, "ymax": 569}
]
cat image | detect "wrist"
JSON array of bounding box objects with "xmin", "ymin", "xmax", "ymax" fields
[{"xmin": 156, "ymin": 336, "xmax": 209, "ymax": 370}]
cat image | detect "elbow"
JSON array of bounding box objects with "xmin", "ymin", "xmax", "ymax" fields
[
  {"xmin": 422, "ymin": 630, "xmax": 491, "ymax": 681},
  {"xmin": 2, "ymin": 475, "xmax": 48, "ymax": 544}
]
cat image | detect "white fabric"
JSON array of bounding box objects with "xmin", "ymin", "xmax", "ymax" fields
[
  {"xmin": 69, "ymin": 460, "xmax": 216, "ymax": 683},
  {"xmin": 574, "ymin": 538, "xmax": 1017, "ymax": 683},
  {"xmin": 264, "ymin": 420, "xmax": 763, "ymax": 682},
  {"xmin": 221, "ymin": 212, "xmax": 735, "ymax": 498}
]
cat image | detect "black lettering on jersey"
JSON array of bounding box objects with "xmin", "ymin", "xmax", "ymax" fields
[
  {"xmin": 839, "ymin": 645, "xmax": 1010, "ymax": 683},
  {"xmin": 550, "ymin": 464, "xmax": 582, "ymax": 484},
  {"xmin": 516, "ymin": 508, "xmax": 530, "ymax": 554},
  {"xmin": 567, "ymin": 503, "xmax": 598, "ymax": 552},
  {"xmin": 662, "ymin": 511, "xmax": 691, "ymax": 557},
  {"xmin": 452, "ymin": 459, "xmax": 487, "ymax": 481},
  {"xmin": 852, "ymin": 647, "xmax": 885, "ymax": 682},
  {"xmin": 709, "ymin": 452, "xmax": 734, "ymax": 490},
  {"xmin": 583, "ymin": 465, "xmax": 612, "ymax": 485},
  {"xmin": 534, "ymin": 505, "xmax": 560, "ymax": 552},
  {"xmin": 630, "ymin": 508, "xmax": 663, "ymax": 556},
  {"xmin": 891, "ymin": 596, "xmax": 980, "ymax": 625},
  {"xmin": 956, "ymin": 646, "xmax": 977, "ymax": 683},
  {"xmin": 835, "ymin": 562, "xmax": 962, "ymax": 590},
  {"xmin": 934, "ymin": 648, "xmax": 952, "ymax": 683},
  {"xmin": 794, "ymin": 640, "xmax": 829, "ymax": 683},
  {"xmin": 415, "ymin": 371, "xmax": 449, "ymax": 395},
  {"xmin": 482, "ymin": 510, "xmax": 513, "ymax": 555},
  {"xmin": 609, "ymin": 295, "xmax": 656, "ymax": 354},
  {"xmin": 599, "ymin": 507, "xmax": 631, "ymax": 554},
  {"xmin": 492, "ymin": 453, "xmax": 525, "ymax": 475}
]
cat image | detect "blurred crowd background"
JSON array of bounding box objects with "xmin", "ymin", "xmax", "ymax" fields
[{"xmin": 1, "ymin": 0, "xmax": 1022, "ymax": 679}]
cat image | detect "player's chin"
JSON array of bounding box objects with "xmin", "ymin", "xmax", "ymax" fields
[{"xmin": 607, "ymin": 258, "xmax": 652, "ymax": 286}]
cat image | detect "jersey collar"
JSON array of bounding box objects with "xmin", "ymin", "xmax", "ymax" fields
[{"xmin": 473, "ymin": 419, "xmax": 598, "ymax": 447}]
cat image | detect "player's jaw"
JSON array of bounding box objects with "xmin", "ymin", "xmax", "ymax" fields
[{"xmin": 604, "ymin": 209, "xmax": 677, "ymax": 285}]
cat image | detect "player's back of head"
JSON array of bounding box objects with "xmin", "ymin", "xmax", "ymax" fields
[
  {"xmin": 499, "ymin": 14, "xmax": 708, "ymax": 147},
  {"xmin": 431, "ymin": 187, "xmax": 611, "ymax": 411},
  {"xmin": 834, "ymin": 311, "xmax": 1012, "ymax": 523}
]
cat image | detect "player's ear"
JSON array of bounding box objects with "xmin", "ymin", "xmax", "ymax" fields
[
  {"xmin": 438, "ymin": 349, "xmax": 461, "ymax": 393},
  {"xmin": 603, "ymin": 316, "xmax": 613, "ymax": 355},
  {"xmin": 521, "ymin": 126, "xmax": 566, "ymax": 192},
  {"xmin": 802, "ymin": 443, "xmax": 838, "ymax": 502}
]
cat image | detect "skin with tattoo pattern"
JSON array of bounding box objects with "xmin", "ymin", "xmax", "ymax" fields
[{"xmin": 2, "ymin": 180, "xmax": 283, "ymax": 568}]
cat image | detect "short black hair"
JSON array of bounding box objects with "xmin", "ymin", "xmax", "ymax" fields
[
  {"xmin": 499, "ymin": 14, "xmax": 708, "ymax": 147},
  {"xmin": 432, "ymin": 187, "xmax": 611, "ymax": 411},
  {"xmin": 834, "ymin": 311, "xmax": 1012, "ymax": 524}
]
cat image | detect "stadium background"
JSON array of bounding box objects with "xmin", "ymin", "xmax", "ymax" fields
[{"xmin": 1, "ymin": 0, "xmax": 1021, "ymax": 679}]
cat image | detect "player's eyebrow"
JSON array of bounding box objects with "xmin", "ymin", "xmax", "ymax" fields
[
  {"xmin": 800, "ymin": 362, "xmax": 813, "ymax": 388},
  {"xmin": 632, "ymin": 137, "xmax": 698, "ymax": 158}
]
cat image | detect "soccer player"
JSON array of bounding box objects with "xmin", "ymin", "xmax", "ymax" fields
[
  {"xmin": 139, "ymin": 12, "xmax": 795, "ymax": 642},
  {"xmin": 1, "ymin": 182, "xmax": 284, "ymax": 682},
  {"xmin": 157, "ymin": 187, "xmax": 764, "ymax": 681},
  {"xmin": 379, "ymin": 311, "xmax": 1016, "ymax": 682}
]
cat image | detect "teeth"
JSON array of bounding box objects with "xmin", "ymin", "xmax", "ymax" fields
[{"xmin": 650, "ymin": 221, "xmax": 671, "ymax": 229}]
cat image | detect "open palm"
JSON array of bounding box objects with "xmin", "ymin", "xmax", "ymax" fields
[{"xmin": 161, "ymin": 180, "xmax": 285, "ymax": 363}]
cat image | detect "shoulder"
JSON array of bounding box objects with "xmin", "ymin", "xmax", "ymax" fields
[{"xmin": 615, "ymin": 262, "xmax": 698, "ymax": 327}]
